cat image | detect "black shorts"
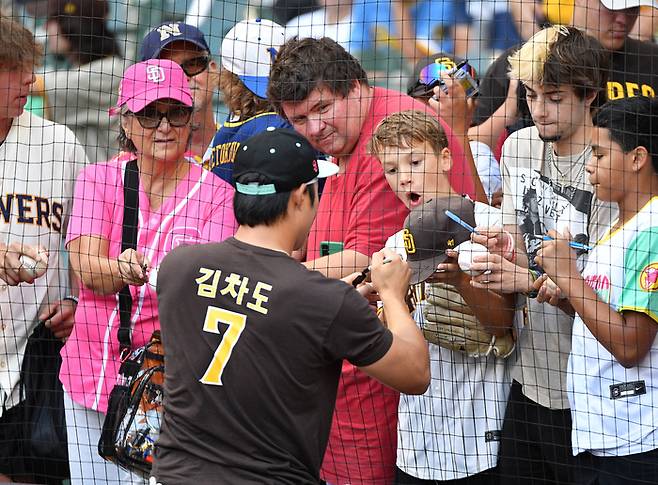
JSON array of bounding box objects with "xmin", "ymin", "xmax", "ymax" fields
[
  {"xmin": 575, "ymin": 448, "xmax": 658, "ymax": 485},
  {"xmin": 395, "ymin": 466, "xmax": 498, "ymax": 484},
  {"xmin": 497, "ymin": 380, "xmax": 576, "ymax": 485}
]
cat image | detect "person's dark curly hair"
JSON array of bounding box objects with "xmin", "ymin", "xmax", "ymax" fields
[{"xmin": 267, "ymin": 36, "xmax": 369, "ymax": 116}]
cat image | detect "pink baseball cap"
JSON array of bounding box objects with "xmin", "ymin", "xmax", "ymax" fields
[{"xmin": 109, "ymin": 59, "xmax": 194, "ymax": 116}]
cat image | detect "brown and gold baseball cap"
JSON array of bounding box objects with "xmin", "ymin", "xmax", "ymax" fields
[{"xmin": 403, "ymin": 196, "xmax": 476, "ymax": 284}]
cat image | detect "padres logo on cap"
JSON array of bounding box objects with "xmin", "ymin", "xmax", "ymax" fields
[
  {"xmin": 433, "ymin": 56, "xmax": 457, "ymax": 71},
  {"xmin": 403, "ymin": 229, "xmax": 416, "ymax": 254},
  {"xmin": 146, "ymin": 65, "xmax": 166, "ymax": 83}
]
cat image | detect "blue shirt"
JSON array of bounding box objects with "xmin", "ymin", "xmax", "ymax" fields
[{"xmin": 205, "ymin": 112, "xmax": 291, "ymax": 185}]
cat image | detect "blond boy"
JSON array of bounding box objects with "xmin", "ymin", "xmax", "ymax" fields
[{"xmin": 368, "ymin": 110, "xmax": 514, "ymax": 483}]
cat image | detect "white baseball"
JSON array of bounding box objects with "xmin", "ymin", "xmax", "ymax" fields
[
  {"xmin": 456, "ymin": 241, "xmax": 489, "ymax": 276},
  {"xmin": 19, "ymin": 254, "xmax": 48, "ymax": 279}
]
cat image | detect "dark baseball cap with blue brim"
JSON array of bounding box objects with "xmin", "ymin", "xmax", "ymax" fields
[
  {"xmin": 404, "ymin": 197, "xmax": 476, "ymax": 284},
  {"xmin": 233, "ymin": 128, "xmax": 339, "ymax": 195},
  {"xmin": 140, "ymin": 22, "xmax": 210, "ymax": 61}
]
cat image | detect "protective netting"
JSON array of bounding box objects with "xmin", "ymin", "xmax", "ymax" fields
[{"xmin": 0, "ymin": 1, "xmax": 657, "ymax": 484}]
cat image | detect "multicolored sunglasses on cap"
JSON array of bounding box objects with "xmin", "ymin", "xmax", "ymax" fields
[
  {"xmin": 418, "ymin": 62, "xmax": 453, "ymax": 86},
  {"xmin": 408, "ymin": 63, "xmax": 449, "ymax": 99},
  {"xmin": 410, "ymin": 60, "xmax": 479, "ymax": 99}
]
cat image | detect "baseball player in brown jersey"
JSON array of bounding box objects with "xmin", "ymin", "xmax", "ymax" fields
[{"xmin": 152, "ymin": 128, "xmax": 430, "ymax": 484}]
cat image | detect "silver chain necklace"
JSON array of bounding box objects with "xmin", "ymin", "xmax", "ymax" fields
[{"xmin": 545, "ymin": 142, "xmax": 589, "ymax": 186}]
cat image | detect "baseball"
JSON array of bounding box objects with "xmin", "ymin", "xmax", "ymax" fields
[
  {"xmin": 456, "ymin": 241, "xmax": 489, "ymax": 276},
  {"xmin": 19, "ymin": 254, "xmax": 48, "ymax": 279}
]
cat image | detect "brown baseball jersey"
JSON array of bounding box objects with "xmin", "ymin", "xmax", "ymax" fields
[{"xmin": 152, "ymin": 237, "xmax": 393, "ymax": 484}]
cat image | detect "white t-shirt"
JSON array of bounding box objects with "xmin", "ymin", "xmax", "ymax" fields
[
  {"xmin": 500, "ymin": 126, "xmax": 617, "ymax": 409},
  {"xmin": 387, "ymin": 200, "xmax": 512, "ymax": 480},
  {"xmin": 569, "ymin": 196, "xmax": 658, "ymax": 457},
  {"xmin": 0, "ymin": 110, "xmax": 87, "ymax": 413}
]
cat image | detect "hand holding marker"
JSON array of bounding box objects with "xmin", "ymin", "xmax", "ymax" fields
[
  {"xmin": 352, "ymin": 258, "xmax": 393, "ymax": 287},
  {"xmin": 443, "ymin": 210, "xmax": 592, "ymax": 252}
]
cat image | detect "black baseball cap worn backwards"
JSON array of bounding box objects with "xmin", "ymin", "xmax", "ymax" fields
[
  {"xmin": 403, "ymin": 196, "xmax": 476, "ymax": 284},
  {"xmin": 233, "ymin": 128, "xmax": 339, "ymax": 195}
]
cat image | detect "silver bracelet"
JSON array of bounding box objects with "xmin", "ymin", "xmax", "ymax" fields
[{"xmin": 63, "ymin": 295, "xmax": 79, "ymax": 304}]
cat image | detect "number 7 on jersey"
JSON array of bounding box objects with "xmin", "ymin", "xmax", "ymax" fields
[{"xmin": 199, "ymin": 306, "xmax": 247, "ymax": 385}]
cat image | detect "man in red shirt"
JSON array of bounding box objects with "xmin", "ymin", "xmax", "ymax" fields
[{"xmin": 268, "ymin": 37, "xmax": 481, "ymax": 484}]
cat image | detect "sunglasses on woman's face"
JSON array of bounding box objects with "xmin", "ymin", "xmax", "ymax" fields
[
  {"xmin": 132, "ymin": 105, "xmax": 193, "ymax": 129},
  {"xmin": 179, "ymin": 55, "xmax": 210, "ymax": 77}
]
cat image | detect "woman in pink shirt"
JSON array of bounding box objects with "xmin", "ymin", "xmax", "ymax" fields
[{"xmin": 61, "ymin": 59, "xmax": 237, "ymax": 484}]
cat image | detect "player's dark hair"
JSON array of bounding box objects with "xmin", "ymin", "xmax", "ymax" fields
[
  {"xmin": 593, "ymin": 96, "xmax": 658, "ymax": 174},
  {"xmin": 267, "ymin": 37, "xmax": 369, "ymax": 117},
  {"xmin": 234, "ymin": 173, "xmax": 316, "ymax": 227}
]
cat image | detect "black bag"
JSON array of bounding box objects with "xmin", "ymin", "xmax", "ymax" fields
[
  {"xmin": 19, "ymin": 321, "xmax": 70, "ymax": 483},
  {"xmin": 98, "ymin": 159, "xmax": 165, "ymax": 476}
]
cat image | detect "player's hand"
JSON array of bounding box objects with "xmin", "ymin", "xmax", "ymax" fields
[
  {"xmin": 425, "ymin": 250, "xmax": 466, "ymax": 286},
  {"xmin": 535, "ymin": 229, "xmax": 578, "ymax": 284},
  {"xmin": 370, "ymin": 249, "xmax": 410, "ymax": 301},
  {"xmin": 469, "ymin": 252, "xmax": 532, "ymax": 294},
  {"xmin": 471, "ymin": 226, "xmax": 510, "ymax": 258},
  {"xmin": 117, "ymin": 248, "xmax": 149, "ymax": 286},
  {"xmin": 0, "ymin": 242, "xmax": 48, "ymax": 286},
  {"xmin": 39, "ymin": 299, "xmax": 76, "ymax": 340}
]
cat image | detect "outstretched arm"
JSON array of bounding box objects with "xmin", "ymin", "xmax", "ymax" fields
[{"xmin": 359, "ymin": 249, "xmax": 430, "ymax": 395}]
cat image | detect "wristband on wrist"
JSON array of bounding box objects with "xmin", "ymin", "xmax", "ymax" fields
[
  {"xmin": 63, "ymin": 295, "xmax": 79, "ymax": 304},
  {"xmin": 526, "ymin": 268, "xmax": 543, "ymax": 298}
]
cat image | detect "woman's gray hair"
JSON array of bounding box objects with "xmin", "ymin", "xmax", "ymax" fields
[{"xmin": 117, "ymin": 104, "xmax": 198, "ymax": 154}]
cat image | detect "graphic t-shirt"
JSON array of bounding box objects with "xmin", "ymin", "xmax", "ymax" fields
[
  {"xmin": 474, "ymin": 38, "xmax": 658, "ymax": 131},
  {"xmin": 204, "ymin": 112, "xmax": 291, "ymax": 184},
  {"xmin": 569, "ymin": 197, "xmax": 658, "ymax": 457},
  {"xmin": 152, "ymin": 238, "xmax": 392, "ymax": 483},
  {"xmin": 500, "ymin": 126, "xmax": 617, "ymax": 409}
]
